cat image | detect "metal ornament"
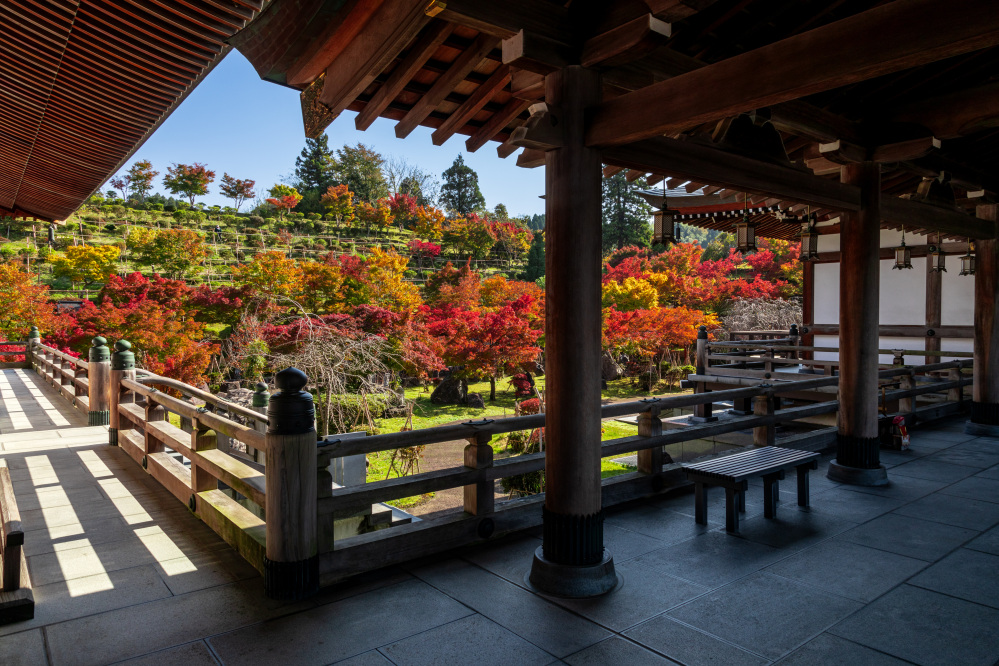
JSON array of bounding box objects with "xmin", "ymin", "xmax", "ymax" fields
[
  {"xmin": 893, "ymin": 226, "xmax": 913, "ymax": 270},
  {"xmin": 735, "ymin": 196, "xmax": 756, "ymax": 253},
  {"xmin": 927, "ymin": 243, "xmax": 947, "ymax": 273},
  {"xmin": 960, "ymin": 240, "xmax": 976, "ymax": 276},
  {"xmin": 799, "ymin": 212, "xmax": 819, "ymax": 261},
  {"xmin": 653, "ymin": 181, "xmax": 678, "ymax": 245}
]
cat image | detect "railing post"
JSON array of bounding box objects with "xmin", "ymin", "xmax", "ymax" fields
[
  {"xmin": 636, "ymin": 405, "xmax": 665, "ymax": 480},
  {"xmin": 109, "ymin": 340, "xmax": 135, "ymax": 447},
  {"xmin": 788, "ymin": 324, "xmax": 799, "ymax": 361},
  {"xmin": 26, "ymin": 326, "xmax": 39, "ymax": 370},
  {"xmin": 251, "ymin": 382, "xmax": 270, "ymax": 464},
  {"xmin": 87, "ymin": 337, "xmax": 110, "ymax": 426},
  {"xmin": 899, "ymin": 370, "xmax": 916, "ymax": 416},
  {"xmin": 463, "ymin": 432, "xmax": 494, "ymax": 518},
  {"xmin": 948, "ymin": 365, "xmax": 964, "ymax": 405},
  {"xmin": 265, "ymin": 367, "xmax": 318, "ymax": 600},
  {"xmin": 191, "ymin": 414, "xmax": 218, "ymax": 501},
  {"xmin": 692, "ymin": 326, "xmax": 717, "ymax": 422},
  {"xmin": 753, "ymin": 393, "xmax": 775, "ymax": 447}
]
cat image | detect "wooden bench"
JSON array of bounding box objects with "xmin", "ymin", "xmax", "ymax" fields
[
  {"xmin": 682, "ymin": 446, "xmax": 821, "ymax": 532},
  {"xmin": 0, "ymin": 460, "xmax": 33, "ymax": 624}
]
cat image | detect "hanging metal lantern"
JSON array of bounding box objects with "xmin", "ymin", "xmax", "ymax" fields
[
  {"xmin": 653, "ymin": 209, "xmax": 677, "ymax": 245},
  {"xmin": 960, "ymin": 240, "xmax": 976, "ymax": 276},
  {"xmin": 893, "ymin": 226, "xmax": 912, "ymax": 270},
  {"xmin": 799, "ymin": 216, "xmax": 819, "ymax": 261},
  {"xmin": 735, "ymin": 196, "xmax": 756, "ymax": 253},
  {"xmin": 927, "ymin": 242, "xmax": 947, "ymax": 273}
]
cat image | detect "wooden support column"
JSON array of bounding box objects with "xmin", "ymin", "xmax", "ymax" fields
[
  {"xmin": 26, "ymin": 326, "xmax": 39, "ymax": 371},
  {"xmin": 463, "ymin": 432, "xmax": 494, "ymax": 517},
  {"xmin": 802, "ymin": 263, "xmax": 814, "ymax": 361},
  {"xmin": 968, "ymin": 204, "xmax": 999, "ymax": 434},
  {"xmin": 264, "ymin": 367, "xmax": 318, "ymax": 600},
  {"xmin": 830, "ymin": 162, "xmax": 887, "ymax": 486},
  {"xmin": 529, "ymin": 65, "xmax": 617, "ymax": 598},
  {"xmin": 108, "ymin": 341, "xmax": 135, "ymax": 448},
  {"xmin": 926, "ymin": 232, "xmax": 943, "ymax": 364},
  {"xmin": 87, "ymin": 337, "xmax": 111, "ymax": 426}
]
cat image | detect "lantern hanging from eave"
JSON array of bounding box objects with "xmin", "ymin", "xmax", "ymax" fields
[
  {"xmin": 893, "ymin": 226, "xmax": 912, "ymax": 270},
  {"xmin": 960, "ymin": 239, "xmax": 976, "ymax": 276},
  {"xmin": 653, "ymin": 181, "xmax": 678, "ymax": 246},
  {"xmin": 927, "ymin": 241, "xmax": 947, "ymax": 273},
  {"xmin": 735, "ymin": 196, "xmax": 756, "ymax": 253},
  {"xmin": 799, "ymin": 212, "xmax": 819, "ymax": 261}
]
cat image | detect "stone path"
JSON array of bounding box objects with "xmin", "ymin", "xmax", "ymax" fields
[{"xmin": 2, "ymin": 371, "xmax": 998, "ymax": 664}]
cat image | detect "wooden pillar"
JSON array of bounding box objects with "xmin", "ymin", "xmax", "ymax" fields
[
  {"xmin": 693, "ymin": 327, "xmax": 716, "ymax": 421},
  {"xmin": 264, "ymin": 367, "xmax": 318, "ymax": 600},
  {"xmin": 26, "ymin": 326, "xmax": 39, "ymax": 370},
  {"xmin": 87, "ymin": 337, "xmax": 111, "ymax": 426},
  {"xmin": 830, "ymin": 162, "xmax": 887, "ymax": 486},
  {"xmin": 251, "ymin": 381, "xmax": 269, "ymax": 464},
  {"xmin": 968, "ymin": 204, "xmax": 999, "ymax": 434},
  {"xmin": 926, "ymin": 232, "xmax": 943, "ymax": 364},
  {"xmin": 109, "ymin": 340, "xmax": 135, "ymax": 447},
  {"xmin": 463, "ymin": 432, "xmax": 494, "ymax": 517},
  {"xmin": 802, "ymin": 262, "xmax": 814, "ymax": 361},
  {"xmin": 529, "ymin": 65, "xmax": 616, "ymax": 598}
]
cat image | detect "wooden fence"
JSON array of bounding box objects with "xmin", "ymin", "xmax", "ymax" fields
[{"xmin": 23, "ymin": 329, "xmax": 974, "ymax": 598}]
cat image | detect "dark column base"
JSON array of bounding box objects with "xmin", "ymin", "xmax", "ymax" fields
[
  {"xmin": 689, "ymin": 415, "xmax": 719, "ymax": 423},
  {"xmin": 263, "ymin": 555, "xmax": 319, "ymax": 600},
  {"xmin": 88, "ymin": 410, "xmax": 110, "ymax": 426},
  {"xmin": 835, "ymin": 434, "xmax": 881, "ymax": 469},
  {"xmin": 109, "ymin": 428, "xmax": 118, "ymax": 446},
  {"xmin": 965, "ymin": 421, "xmax": 999, "ymax": 437},
  {"xmin": 827, "ymin": 461, "xmax": 888, "ymax": 486},
  {"xmin": 541, "ymin": 507, "xmax": 604, "ymax": 565},
  {"xmin": 970, "ymin": 401, "xmax": 999, "ymax": 424},
  {"xmin": 527, "ymin": 546, "xmax": 618, "ymax": 598}
]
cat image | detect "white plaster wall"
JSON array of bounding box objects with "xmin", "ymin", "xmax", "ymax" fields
[
  {"xmin": 941, "ymin": 267, "xmax": 975, "ymax": 325},
  {"xmin": 879, "ymin": 257, "xmax": 925, "ymax": 325},
  {"xmin": 940, "ymin": 338, "xmax": 973, "ymax": 362},
  {"xmin": 878, "ymin": 336, "xmax": 927, "ymax": 366},
  {"xmin": 813, "ymin": 263, "xmax": 839, "ymax": 324}
]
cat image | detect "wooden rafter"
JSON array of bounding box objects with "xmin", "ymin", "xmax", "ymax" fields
[
  {"xmin": 465, "ymin": 97, "xmax": 531, "ymax": 152},
  {"xmin": 431, "ymin": 64, "xmax": 511, "ymax": 145}
]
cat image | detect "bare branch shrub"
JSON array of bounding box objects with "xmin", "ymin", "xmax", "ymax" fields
[{"xmin": 720, "ymin": 298, "xmax": 802, "ymax": 338}]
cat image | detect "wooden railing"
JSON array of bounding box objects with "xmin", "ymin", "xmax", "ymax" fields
[
  {"xmin": 31, "ymin": 342, "xmax": 91, "ymax": 417},
  {"xmin": 0, "ymin": 341, "xmax": 28, "ymax": 369},
  {"xmin": 24, "ymin": 330, "xmax": 975, "ymax": 598}
]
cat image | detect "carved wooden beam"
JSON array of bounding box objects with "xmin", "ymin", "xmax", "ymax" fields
[
  {"xmin": 510, "ymin": 103, "xmax": 564, "ymax": 151},
  {"xmin": 516, "ymin": 148, "xmax": 546, "ymax": 168},
  {"xmin": 425, "ymin": 0, "xmax": 571, "ymax": 43},
  {"xmin": 502, "ymin": 30, "xmax": 574, "ymax": 75},
  {"xmin": 581, "ymin": 14, "xmax": 671, "ymax": 68}
]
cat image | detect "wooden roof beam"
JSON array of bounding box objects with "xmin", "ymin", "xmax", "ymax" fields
[
  {"xmin": 509, "ymin": 69, "xmax": 545, "ymax": 100},
  {"xmin": 581, "ymin": 14, "xmax": 671, "ymax": 69},
  {"xmin": 395, "ymin": 34, "xmax": 499, "ymax": 138},
  {"xmin": 355, "ymin": 21, "xmax": 454, "ymax": 131},
  {"xmin": 465, "ymin": 97, "xmax": 531, "ymax": 152},
  {"xmin": 646, "ymin": 174, "xmax": 665, "ymax": 186},
  {"xmin": 603, "ymin": 165, "xmax": 625, "ymax": 177},
  {"xmin": 497, "ymin": 141, "xmax": 518, "ymax": 159},
  {"xmin": 625, "ymin": 170, "xmax": 647, "ymax": 182},
  {"xmin": 287, "ymin": 1, "xmax": 385, "ymax": 87},
  {"xmin": 643, "ymin": 0, "xmax": 720, "ymax": 22},
  {"xmin": 431, "ymin": 64, "xmax": 511, "ymax": 145},
  {"xmin": 502, "ymin": 30, "xmax": 573, "ymax": 75},
  {"xmin": 893, "ymin": 81, "xmax": 999, "ymax": 139},
  {"xmin": 425, "ymin": 0, "xmax": 570, "ymax": 43},
  {"xmin": 587, "ymin": 0, "xmax": 999, "ymax": 147},
  {"xmin": 517, "ymin": 148, "xmax": 545, "ymax": 168}
]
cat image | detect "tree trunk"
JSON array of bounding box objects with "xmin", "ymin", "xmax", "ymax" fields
[{"xmin": 490, "ymin": 376, "xmax": 496, "ymax": 402}]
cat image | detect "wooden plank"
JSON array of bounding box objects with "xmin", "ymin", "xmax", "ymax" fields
[
  {"xmin": 516, "ymin": 148, "xmax": 546, "ymax": 168},
  {"xmin": 145, "ymin": 420, "xmax": 194, "ymax": 459},
  {"xmin": 318, "ymin": 0, "xmax": 429, "ymax": 117},
  {"xmin": 581, "ymin": 14, "xmax": 671, "ymax": 68},
  {"xmin": 424, "ymin": 0, "xmax": 570, "ymax": 43},
  {"xmin": 146, "ymin": 452, "xmax": 193, "ymax": 506},
  {"xmin": 196, "ymin": 490, "xmax": 266, "ymax": 575},
  {"xmin": 586, "ymin": 0, "xmax": 999, "ymax": 147},
  {"xmin": 509, "ymin": 68, "xmax": 545, "ymax": 100},
  {"xmin": 432, "ymin": 63, "xmax": 511, "ymax": 145},
  {"xmin": 194, "ymin": 449, "xmax": 266, "ymax": 509},
  {"xmin": 893, "ymin": 82, "xmax": 999, "ymax": 140},
  {"xmin": 320, "ymin": 466, "xmax": 478, "ymax": 516},
  {"xmin": 0, "ymin": 552, "xmax": 32, "ymax": 623},
  {"xmin": 395, "ymin": 34, "xmax": 499, "ymax": 139},
  {"xmin": 643, "ymin": 0, "xmax": 720, "ymax": 22},
  {"xmin": 881, "ymin": 196, "xmax": 991, "ymax": 240},
  {"xmin": 0, "ymin": 463, "xmax": 23, "ymax": 593},
  {"xmin": 974, "ymin": 205, "xmax": 999, "ymax": 407},
  {"xmin": 466, "ymin": 97, "xmax": 532, "ymax": 152},
  {"xmin": 119, "ymin": 429, "xmax": 145, "ymax": 466},
  {"xmin": 287, "ymin": 0, "xmax": 385, "ymax": 87},
  {"xmin": 355, "ymin": 21, "xmax": 454, "ymax": 131}
]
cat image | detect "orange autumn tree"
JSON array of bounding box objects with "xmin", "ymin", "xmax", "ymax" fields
[
  {"xmin": 0, "ymin": 263, "xmax": 65, "ymax": 341},
  {"xmin": 320, "ymin": 184, "xmax": 355, "ymax": 229},
  {"xmin": 232, "ymin": 250, "xmax": 303, "ymax": 299}
]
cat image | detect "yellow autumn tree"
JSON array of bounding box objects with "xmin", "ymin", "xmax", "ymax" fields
[
  {"xmin": 52, "ymin": 244, "xmax": 121, "ymax": 286},
  {"xmin": 231, "ymin": 250, "xmax": 303, "ymax": 299},
  {"xmin": 601, "ymin": 277, "xmax": 659, "ymax": 311}
]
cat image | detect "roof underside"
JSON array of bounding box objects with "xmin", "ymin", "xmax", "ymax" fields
[
  {"xmin": 0, "ymin": 0, "xmax": 264, "ymax": 222},
  {"xmin": 231, "ymin": 0, "xmax": 999, "ymax": 241}
]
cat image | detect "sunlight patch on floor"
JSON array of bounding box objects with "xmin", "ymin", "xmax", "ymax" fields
[
  {"xmin": 0, "ymin": 371, "xmax": 33, "ymax": 430},
  {"xmin": 55, "ymin": 538, "xmax": 115, "ymax": 596},
  {"xmin": 134, "ymin": 525, "xmax": 197, "ymax": 575},
  {"xmin": 14, "ymin": 369, "xmax": 71, "ymax": 426}
]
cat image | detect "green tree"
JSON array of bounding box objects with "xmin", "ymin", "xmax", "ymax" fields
[
  {"xmin": 602, "ymin": 171, "xmax": 652, "ymax": 251},
  {"xmin": 127, "ymin": 160, "xmax": 158, "ymax": 203},
  {"xmin": 162, "ymin": 163, "xmax": 215, "ymax": 207},
  {"xmin": 521, "ymin": 231, "xmax": 545, "ymax": 282},
  {"xmin": 440, "ymin": 154, "xmax": 485, "ymax": 216},
  {"xmin": 219, "ymin": 174, "xmax": 256, "ymax": 212},
  {"xmin": 493, "ymin": 203, "xmax": 509, "ymax": 220},
  {"xmin": 294, "ymin": 136, "xmax": 337, "ymax": 213},
  {"xmin": 333, "ymin": 143, "xmax": 388, "ymax": 203}
]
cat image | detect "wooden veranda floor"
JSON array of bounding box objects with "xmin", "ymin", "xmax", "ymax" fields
[{"xmin": 2, "ymin": 369, "xmax": 999, "ymax": 665}]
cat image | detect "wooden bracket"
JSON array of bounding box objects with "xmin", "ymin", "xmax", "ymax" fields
[
  {"xmin": 502, "ymin": 30, "xmax": 573, "ymax": 75},
  {"xmin": 818, "ymin": 139, "xmax": 867, "ymax": 165},
  {"xmin": 510, "ymin": 103, "xmax": 564, "ymax": 151},
  {"xmin": 582, "ymin": 14, "xmax": 671, "ymax": 69}
]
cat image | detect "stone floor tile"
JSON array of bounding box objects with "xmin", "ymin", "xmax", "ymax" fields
[
  {"xmin": 965, "ymin": 524, "xmax": 999, "ymax": 555},
  {"xmin": 892, "ymin": 491, "xmax": 999, "ymax": 530},
  {"xmin": 775, "ymin": 633, "xmax": 912, "ymax": 665},
  {"xmin": 0, "ymin": 565, "xmax": 172, "ymax": 639},
  {"xmin": 0, "ymin": 628, "xmax": 49, "ymax": 666},
  {"xmin": 877, "ymin": 449, "xmax": 937, "ymax": 467},
  {"xmin": 545, "ymin": 559, "xmax": 708, "ymax": 632},
  {"xmin": 732, "ymin": 507, "xmax": 856, "ymax": 551},
  {"xmin": 47, "ymin": 577, "xmax": 315, "ymax": 665},
  {"xmin": 601, "ymin": 522, "xmax": 674, "ymax": 562},
  {"xmin": 410, "ymin": 559, "xmax": 610, "ymax": 658},
  {"xmin": 154, "ymin": 546, "xmax": 261, "ymax": 596},
  {"xmin": 207, "ymin": 578, "xmax": 470, "ymax": 666},
  {"xmin": 379, "ymin": 614, "xmax": 553, "ymax": 666},
  {"xmin": 114, "ymin": 640, "xmax": 219, "ymax": 666},
  {"xmin": 939, "ymin": 475, "xmax": 999, "ymax": 503},
  {"xmin": 311, "ymin": 567, "xmax": 414, "ymax": 606},
  {"xmin": 765, "ymin": 539, "xmax": 927, "ymax": 602},
  {"xmin": 332, "ymin": 650, "xmax": 394, "ymax": 666},
  {"xmin": 460, "ymin": 534, "xmax": 541, "ymax": 587},
  {"xmin": 629, "ymin": 531, "xmax": 785, "ymax": 588},
  {"xmin": 836, "ymin": 513, "xmax": 978, "ymax": 561},
  {"xmin": 667, "ymin": 572, "xmax": 863, "ymax": 661},
  {"xmin": 605, "ymin": 503, "xmax": 719, "ymax": 545},
  {"xmin": 909, "ymin": 430, "xmax": 976, "ymax": 444},
  {"xmin": 830, "ymin": 585, "xmax": 999, "ymax": 666},
  {"xmin": 563, "ymin": 637, "xmax": 673, "ymax": 666},
  {"xmin": 908, "ymin": 548, "xmax": 999, "ymax": 608},
  {"xmin": 837, "ymin": 474, "xmax": 949, "ymax": 503},
  {"xmin": 11, "ymin": 484, "xmax": 105, "ymax": 512},
  {"xmin": 924, "ymin": 446, "xmax": 999, "ymax": 469},
  {"xmin": 625, "ymin": 614, "xmax": 768, "ymax": 666},
  {"xmin": 888, "ymin": 458, "xmax": 979, "ymax": 483},
  {"xmin": 804, "ymin": 487, "xmax": 907, "ymax": 524},
  {"xmin": 975, "ymin": 464, "xmax": 999, "ymax": 480}
]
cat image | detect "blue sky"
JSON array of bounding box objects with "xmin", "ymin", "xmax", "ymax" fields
[{"xmin": 109, "ymin": 51, "xmax": 546, "ymax": 217}]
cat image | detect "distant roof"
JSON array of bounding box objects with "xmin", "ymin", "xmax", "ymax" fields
[{"xmin": 0, "ymin": 1, "xmax": 264, "ymax": 222}]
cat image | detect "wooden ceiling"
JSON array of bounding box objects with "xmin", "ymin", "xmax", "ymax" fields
[{"xmin": 0, "ymin": 0, "xmax": 263, "ymax": 222}]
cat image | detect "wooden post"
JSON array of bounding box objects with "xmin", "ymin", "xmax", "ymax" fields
[
  {"xmin": 899, "ymin": 371, "xmax": 916, "ymax": 416},
  {"xmin": 87, "ymin": 337, "xmax": 111, "ymax": 426},
  {"xmin": 753, "ymin": 394, "xmax": 775, "ymax": 447},
  {"xmin": 926, "ymin": 232, "xmax": 943, "ymax": 365},
  {"xmin": 789, "ymin": 324, "xmax": 800, "ymax": 361},
  {"xmin": 802, "ymin": 260, "xmax": 815, "ymax": 362},
  {"xmin": 191, "ymin": 414, "xmax": 218, "ymax": 497},
  {"xmin": 693, "ymin": 326, "xmax": 717, "ymax": 422},
  {"xmin": 25, "ymin": 326, "xmax": 39, "ymax": 370},
  {"xmin": 830, "ymin": 162, "xmax": 887, "ymax": 486},
  {"xmin": 463, "ymin": 432, "xmax": 493, "ymax": 517},
  {"xmin": 264, "ymin": 367, "xmax": 318, "ymax": 600},
  {"xmin": 529, "ymin": 65, "xmax": 616, "ymax": 599},
  {"xmin": 968, "ymin": 204, "xmax": 999, "ymax": 435},
  {"xmin": 948, "ymin": 366, "xmax": 964, "ymax": 404},
  {"xmin": 636, "ymin": 407, "xmax": 664, "ymax": 478},
  {"xmin": 109, "ymin": 340, "xmax": 135, "ymax": 447},
  {"xmin": 251, "ymin": 381, "xmax": 269, "ymax": 464}
]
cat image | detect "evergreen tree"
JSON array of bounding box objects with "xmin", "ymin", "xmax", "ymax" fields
[
  {"xmin": 601, "ymin": 171, "xmax": 652, "ymax": 251},
  {"xmin": 521, "ymin": 231, "xmax": 546, "ymax": 282},
  {"xmin": 333, "ymin": 143, "xmax": 389, "ymax": 203},
  {"xmin": 493, "ymin": 203, "xmax": 509, "ymax": 220},
  {"xmin": 294, "ymin": 136, "xmax": 336, "ymax": 193},
  {"xmin": 440, "ymin": 154, "xmax": 486, "ymax": 216}
]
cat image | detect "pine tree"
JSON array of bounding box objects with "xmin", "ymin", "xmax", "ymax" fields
[
  {"xmin": 440, "ymin": 154, "xmax": 486, "ymax": 216},
  {"xmin": 601, "ymin": 171, "xmax": 652, "ymax": 251},
  {"xmin": 333, "ymin": 143, "xmax": 388, "ymax": 203},
  {"xmin": 294, "ymin": 136, "xmax": 336, "ymax": 193},
  {"xmin": 521, "ymin": 232, "xmax": 545, "ymax": 282}
]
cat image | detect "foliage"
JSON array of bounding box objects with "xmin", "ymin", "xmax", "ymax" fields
[
  {"xmin": 0, "ymin": 263, "xmax": 64, "ymax": 340},
  {"xmin": 127, "ymin": 160, "xmax": 158, "ymax": 202},
  {"xmin": 721, "ymin": 298, "xmax": 802, "ymax": 335},
  {"xmin": 294, "ymin": 136, "xmax": 337, "ymax": 204},
  {"xmin": 52, "ymin": 245, "xmax": 120, "ymax": 286},
  {"xmin": 602, "ymin": 171, "xmax": 652, "ymax": 251},
  {"xmin": 443, "ymin": 214, "xmax": 494, "ymax": 258},
  {"xmin": 354, "ymin": 201, "xmax": 393, "ymax": 234},
  {"xmin": 333, "ymin": 143, "xmax": 388, "ymax": 203},
  {"xmin": 128, "ymin": 228, "xmax": 209, "ymax": 277},
  {"xmin": 265, "ymin": 186, "xmax": 303, "ymax": 220},
  {"xmin": 231, "ymin": 250, "xmax": 302, "ymax": 299},
  {"xmin": 440, "ymin": 154, "xmax": 485, "ymax": 216},
  {"xmin": 320, "ymin": 184, "xmax": 355, "ymax": 229},
  {"xmin": 407, "ymin": 239, "xmax": 441, "ymax": 259},
  {"xmin": 520, "ymin": 231, "xmax": 545, "ymax": 282},
  {"xmin": 162, "ymin": 163, "xmax": 216, "ymax": 206},
  {"xmin": 602, "ymin": 277, "xmax": 659, "ymax": 312},
  {"xmin": 412, "ymin": 205, "xmax": 446, "ymax": 241},
  {"xmin": 219, "ymin": 173, "xmax": 256, "ymax": 212}
]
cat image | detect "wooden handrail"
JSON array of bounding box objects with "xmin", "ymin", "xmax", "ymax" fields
[
  {"xmin": 135, "ymin": 371, "xmax": 269, "ymax": 425},
  {"xmin": 32, "ymin": 343, "xmax": 89, "ymax": 370}
]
